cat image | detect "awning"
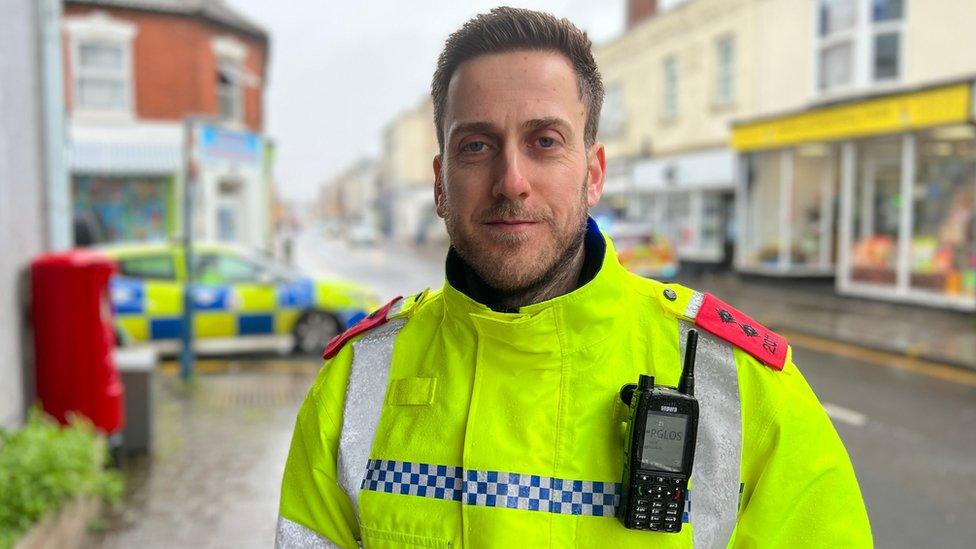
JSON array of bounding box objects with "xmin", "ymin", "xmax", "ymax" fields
[
  {"xmin": 632, "ymin": 148, "xmax": 735, "ymax": 191},
  {"xmin": 68, "ymin": 140, "xmax": 182, "ymax": 174},
  {"xmin": 731, "ymin": 82, "xmax": 974, "ymax": 152}
]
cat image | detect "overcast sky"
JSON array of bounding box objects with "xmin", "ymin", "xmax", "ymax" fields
[{"xmin": 225, "ymin": 1, "xmax": 626, "ymax": 203}]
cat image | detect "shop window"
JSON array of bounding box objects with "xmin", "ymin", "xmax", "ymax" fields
[
  {"xmin": 664, "ymin": 192, "xmax": 693, "ymax": 253},
  {"xmin": 72, "ymin": 176, "xmax": 172, "ymax": 243},
  {"xmin": 743, "ymin": 151, "xmax": 782, "ymax": 267},
  {"xmin": 663, "ymin": 56, "xmax": 679, "ymax": 120},
  {"xmin": 792, "ymin": 145, "xmax": 839, "ymax": 267},
  {"xmin": 699, "ymin": 191, "xmax": 725, "ymax": 258},
  {"xmin": 910, "ymin": 127, "xmax": 976, "ymax": 299},
  {"xmin": 76, "ymin": 41, "xmax": 130, "ymax": 111},
  {"xmin": 850, "ymin": 136, "xmax": 902, "ymax": 286},
  {"xmin": 715, "ymin": 36, "xmax": 735, "ymax": 106}
]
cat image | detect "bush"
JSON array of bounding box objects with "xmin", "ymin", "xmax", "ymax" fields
[{"xmin": 0, "ymin": 409, "xmax": 124, "ymax": 549}]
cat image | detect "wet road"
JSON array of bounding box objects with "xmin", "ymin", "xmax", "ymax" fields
[{"xmin": 299, "ymin": 231, "xmax": 976, "ymax": 548}]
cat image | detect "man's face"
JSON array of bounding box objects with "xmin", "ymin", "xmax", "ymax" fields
[{"xmin": 434, "ymin": 50, "xmax": 606, "ymax": 292}]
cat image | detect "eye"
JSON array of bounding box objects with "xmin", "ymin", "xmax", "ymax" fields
[
  {"xmin": 461, "ymin": 141, "xmax": 487, "ymax": 153},
  {"xmin": 537, "ymin": 136, "xmax": 557, "ymax": 148}
]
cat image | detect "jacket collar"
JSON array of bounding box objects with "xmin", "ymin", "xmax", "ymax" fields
[{"xmin": 441, "ymin": 218, "xmax": 630, "ymax": 354}]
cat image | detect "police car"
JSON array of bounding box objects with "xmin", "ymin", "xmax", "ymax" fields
[{"xmin": 101, "ymin": 242, "xmax": 379, "ymax": 356}]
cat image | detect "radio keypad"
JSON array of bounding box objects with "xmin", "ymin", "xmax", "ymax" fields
[{"xmin": 629, "ymin": 472, "xmax": 687, "ymax": 532}]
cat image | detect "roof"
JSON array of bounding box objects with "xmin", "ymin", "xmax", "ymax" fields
[{"xmin": 65, "ymin": 0, "xmax": 268, "ymax": 39}]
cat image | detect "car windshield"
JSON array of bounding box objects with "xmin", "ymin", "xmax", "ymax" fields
[{"xmin": 242, "ymin": 251, "xmax": 302, "ymax": 282}]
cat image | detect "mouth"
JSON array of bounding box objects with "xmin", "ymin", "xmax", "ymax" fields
[{"xmin": 483, "ymin": 219, "xmax": 538, "ymax": 233}]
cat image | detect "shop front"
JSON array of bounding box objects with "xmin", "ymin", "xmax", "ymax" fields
[
  {"xmin": 629, "ymin": 148, "xmax": 736, "ymax": 270},
  {"xmin": 732, "ymin": 82, "xmax": 976, "ymax": 310}
]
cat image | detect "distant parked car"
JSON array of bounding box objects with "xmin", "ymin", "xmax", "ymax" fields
[
  {"xmin": 610, "ymin": 224, "xmax": 679, "ymax": 280},
  {"xmin": 347, "ymin": 223, "xmax": 379, "ymax": 246},
  {"xmin": 99, "ymin": 242, "xmax": 379, "ymax": 355}
]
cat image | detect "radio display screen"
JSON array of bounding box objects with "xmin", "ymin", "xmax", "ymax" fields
[{"xmin": 640, "ymin": 412, "xmax": 688, "ymax": 472}]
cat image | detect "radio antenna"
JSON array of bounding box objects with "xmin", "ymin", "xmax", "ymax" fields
[{"xmin": 678, "ymin": 329, "xmax": 698, "ymax": 397}]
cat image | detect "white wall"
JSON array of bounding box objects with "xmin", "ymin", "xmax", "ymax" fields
[{"xmin": 0, "ymin": 0, "xmax": 48, "ymax": 428}]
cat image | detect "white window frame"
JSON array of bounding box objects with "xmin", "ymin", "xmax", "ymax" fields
[
  {"xmin": 812, "ymin": 0, "xmax": 906, "ymax": 101},
  {"xmin": 212, "ymin": 35, "xmax": 249, "ymax": 126},
  {"xmin": 663, "ymin": 55, "xmax": 679, "ymax": 120},
  {"xmin": 64, "ymin": 11, "xmax": 137, "ymax": 121},
  {"xmin": 714, "ymin": 35, "xmax": 736, "ymax": 106}
]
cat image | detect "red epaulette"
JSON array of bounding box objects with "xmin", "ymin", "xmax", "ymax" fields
[
  {"xmin": 693, "ymin": 293, "xmax": 787, "ymax": 371},
  {"xmin": 323, "ymin": 296, "xmax": 402, "ymax": 360}
]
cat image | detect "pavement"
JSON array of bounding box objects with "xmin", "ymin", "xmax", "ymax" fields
[{"xmin": 84, "ymin": 358, "xmax": 320, "ymax": 549}]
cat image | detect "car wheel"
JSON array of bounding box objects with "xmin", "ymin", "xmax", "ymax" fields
[{"xmin": 292, "ymin": 310, "xmax": 341, "ymax": 355}]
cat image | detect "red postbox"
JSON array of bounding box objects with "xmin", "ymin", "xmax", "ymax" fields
[{"xmin": 31, "ymin": 250, "xmax": 124, "ymax": 434}]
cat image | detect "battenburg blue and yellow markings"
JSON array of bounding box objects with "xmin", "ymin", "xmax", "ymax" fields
[{"xmin": 361, "ymin": 459, "xmax": 691, "ymax": 522}]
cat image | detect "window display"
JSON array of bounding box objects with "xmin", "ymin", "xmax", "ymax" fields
[
  {"xmin": 73, "ymin": 175, "xmax": 173, "ymax": 244},
  {"xmin": 910, "ymin": 127, "xmax": 976, "ymax": 299},
  {"xmin": 743, "ymin": 151, "xmax": 782, "ymax": 267},
  {"xmin": 850, "ymin": 137, "xmax": 902, "ymax": 286},
  {"xmin": 792, "ymin": 146, "xmax": 838, "ymax": 268}
]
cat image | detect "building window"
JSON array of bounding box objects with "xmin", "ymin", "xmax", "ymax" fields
[
  {"xmin": 715, "ymin": 36, "xmax": 735, "ymax": 105},
  {"xmin": 217, "ymin": 58, "xmax": 244, "ymax": 123},
  {"xmin": 66, "ymin": 12, "xmax": 136, "ymax": 116},
  {"xmin": 663, "ymin": 56, "xmax": 678, "ymax": 119},
  {"xmin": 599, "ymin": 85, "xmax": 626, "ymax": 138},
  {"xmin": 816, "ymin": 0, "xmax": 903, "ymax": 94}
]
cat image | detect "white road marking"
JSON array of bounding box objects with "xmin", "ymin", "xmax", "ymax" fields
[{"xmin": 823, "ymin": 402, "xmax": 868, "ymax": 427}]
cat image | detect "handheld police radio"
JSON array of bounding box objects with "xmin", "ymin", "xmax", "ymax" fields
[{"xmin": 617, "ymin": 329, "xmax": 700, "ymax": 533}]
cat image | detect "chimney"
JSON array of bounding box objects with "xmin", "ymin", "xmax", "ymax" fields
[{"xmin": 626, "ymin": 0, "xmax": 658, "ymax": 29}]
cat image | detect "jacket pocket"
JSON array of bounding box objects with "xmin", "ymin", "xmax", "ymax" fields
[
  {"xmin": 386, "ymin": 377, "xmax": 437, "ymax": 406},
  {"xmin": 361, "ymin": 525, "xmax": 450, "ymax": 548}
]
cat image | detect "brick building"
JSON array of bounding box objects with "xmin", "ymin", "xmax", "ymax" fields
[{"xmin": 63, "ymin": 0, "xmax": 274, "ymax": 250}]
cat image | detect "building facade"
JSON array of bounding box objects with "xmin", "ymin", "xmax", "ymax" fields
[
  {"xmin": 1, "ymin": 0, "xmax": 69, "ymax": 427},
  {"xmin": 731, "ymin": 0, "xmax": 976, "ymax": 310},
  {"xmin": 319, "ymin": 158, "xmax": 380, "ymax": 230},
  {"xmin": 595, "ymin": 0, "xmax": 762, "ymax": 270},
  {"xmin": 63, "ymin": 0, "xmax": 273, "ymax": 250},
  {"xmin": 376, "ymin": 97, "xmax": 444, "ymax": 243}
]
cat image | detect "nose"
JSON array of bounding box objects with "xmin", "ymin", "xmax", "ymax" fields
[{"xmin": 491, "ymin": 147, "xmax": 531, "ymax": 201}]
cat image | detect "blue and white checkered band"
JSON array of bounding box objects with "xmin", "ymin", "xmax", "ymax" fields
[{"xmin": 362, "ymin": 459, "xmax": 692, "ymax": 522}]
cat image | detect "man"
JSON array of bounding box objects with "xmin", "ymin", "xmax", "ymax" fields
[{"xmin": 277, "ymin": 7, "xmax": 872, "ymax": 548}]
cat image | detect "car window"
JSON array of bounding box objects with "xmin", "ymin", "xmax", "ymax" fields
[
  {"xmin": 193, "ymin": 253, "xmax": 262, "ymax": 284},
  {"xmin": 118, "ymin": 254, "xmax": 176, "ymax": 281}
]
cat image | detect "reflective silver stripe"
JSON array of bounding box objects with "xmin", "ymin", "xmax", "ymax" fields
[
  {"xmin": 275, "ymin": 516, "xmax": 341, "ymax": 548},
  {"xmin": 685, "ymin": 290, "xmax": 706, "ymax": 319},
  {"xmin": 337, "ymin": 301, "xmax": 407, "ymax": 513},
  {"xmin": 680, "ymin": 320, "xmax": 741, "ymax": 549}
]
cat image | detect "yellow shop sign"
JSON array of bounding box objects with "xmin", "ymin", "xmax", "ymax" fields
[{"xmin": 732, "ymin": 83, "xmax": 973, "ymax": 151}]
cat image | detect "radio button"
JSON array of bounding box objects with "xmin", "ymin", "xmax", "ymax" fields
[{"xmin": 666, "ymin": 502, "xmax": 680, "ymax": 510}]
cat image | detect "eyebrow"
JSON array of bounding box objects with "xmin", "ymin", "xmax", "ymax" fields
[{"xmin": 448, "ymin": 117, "xmax": 575, "ymax": 142}]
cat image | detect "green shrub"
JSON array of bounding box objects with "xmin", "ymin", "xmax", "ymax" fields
[{"xmin": 0, "ymin": 409, "xmax": 124, "ymax": 549}]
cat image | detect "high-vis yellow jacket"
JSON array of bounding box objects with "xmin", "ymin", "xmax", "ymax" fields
[{"xmin": 276, "ymin": 230, "xmax": 872, "ymax": 548}]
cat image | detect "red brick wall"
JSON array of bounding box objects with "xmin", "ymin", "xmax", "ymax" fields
[
  {"xmin": 626, "ymin": 0, "xmax": 658, "ymax": 29},
  {"xmin": 63, "ymin": 5, "xmax": 267, "ymax": 132}
]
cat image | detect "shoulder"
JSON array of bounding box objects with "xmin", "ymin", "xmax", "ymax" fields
[
  {"xmin": 322, "ymin": 288, "xmax": 438, "ymax": 359},
  {"xmin": 647, "ymin": 281, "xmax": 790, "ymax": 372}
]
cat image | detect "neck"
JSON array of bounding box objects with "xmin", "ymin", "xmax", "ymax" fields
[
  {"xmin": 461, "ymin": 239, "xmax": 585, "ymax": 313},
  {"xmin": 447, "ymin": 218, "xmax": 605, "ymax": 313}
]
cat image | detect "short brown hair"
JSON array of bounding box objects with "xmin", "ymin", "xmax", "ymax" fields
[{"xmin": 431, "ymin": 7, "xmax": 604, "ymax": 152}]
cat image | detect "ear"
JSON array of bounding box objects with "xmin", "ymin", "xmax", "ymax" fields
[
  {"xmin": 433, "ymin": 154, "xmax": 446, "ymax": 219},
  {"xmin": 585, "ymin": 142, "xmax": 606, "ymax": 207}
]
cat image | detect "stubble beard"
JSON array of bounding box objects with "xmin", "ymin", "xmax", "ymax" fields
[{"xmin": 443, "ymin": 176, "xmax": 590, "ymax": 297}]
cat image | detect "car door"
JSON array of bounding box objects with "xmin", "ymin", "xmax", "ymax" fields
[
  {"xmin": 194, "ymin": 251, "xmax": 277, "ymax": 338},
  {"xmin": 112, "ymin": 251, "xmax": 182, "ymax": 343}
]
